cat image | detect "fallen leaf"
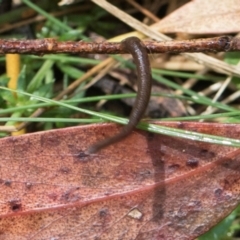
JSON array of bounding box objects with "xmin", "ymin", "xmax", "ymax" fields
[
  {"xmin": 152, "ymin": 0, "xmax": 240, "ymax": 34},
  {"xmin": 0, "ymin": 122, "xmax": 240, "ymax": 239}
]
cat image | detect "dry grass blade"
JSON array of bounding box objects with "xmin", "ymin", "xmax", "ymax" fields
[{"xmin": 91, "ymin": 0, "xmax": 240, "ymax": 77}]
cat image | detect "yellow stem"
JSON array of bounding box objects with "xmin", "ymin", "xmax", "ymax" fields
[{"xmin": 6, "ymin": 54, "xmax": 25, "ymax": 135}]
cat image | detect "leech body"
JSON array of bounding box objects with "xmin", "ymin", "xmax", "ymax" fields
[{"xmin": 87, "ymin": 36, "xmax": 152, "ymax": 154}]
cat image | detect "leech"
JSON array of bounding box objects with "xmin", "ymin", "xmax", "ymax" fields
[{"xmin": 87, "ymin": 36, "xmax": 152, "ymax": 154}]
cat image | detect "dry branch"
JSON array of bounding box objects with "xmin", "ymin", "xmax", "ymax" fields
[{"xmin": 0, "ymin": 36, "xmax": 239, "ymax": 55}]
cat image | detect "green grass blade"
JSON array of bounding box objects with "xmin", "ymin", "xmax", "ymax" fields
[
  {"xmin": 1, "ymin": 86, "xmax": 240, "ymax": 148},
  {"xmin": 26, "ymin": 60, "xmax": 54, "ymax": 93},
  {"xmin": 22, "ymin": 0, "xmax": 71, "ymax": 31}
]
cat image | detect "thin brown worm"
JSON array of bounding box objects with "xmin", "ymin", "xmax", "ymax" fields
[{"xmin": 87, "ymin": 36, "xmax": 152, "ymax": 154}]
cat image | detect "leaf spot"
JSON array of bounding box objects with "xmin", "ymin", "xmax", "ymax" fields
[
  {"xmin": 199, "ymin": 149, "xmax": 216, "ymax": 159},
  {"xmin": 4, "ymin": 180, "xmax": 12, "ymax": 187},
  {"xmin": 167, "ymin": 164, "xmax": 180, "ymax": 173},
  {"xmin": 9, "ymin": 199, "xmax": 22, "ymax": 212},
  {"xmin": 99, "ymin": 208, "xmax": 108, "ymax": 218},
  {"xmin": 25, "ymin": 182, "xmax": 33, "ymax": 190},
  {"xmin": 214, "ymin": 188, "xmax": 223, "ymax": 198},
  {"xmin": 186, "ymin": 159, "xmax": 199, "ymax": 168},
  {"xmin": 59, "ymin": 166, "xmax": 71, "ymax": 174}
]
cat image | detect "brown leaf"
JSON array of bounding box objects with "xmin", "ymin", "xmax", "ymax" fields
[
  {"xmin": 152, "ymin": 0, "xmax": 240, "ymax": 34},
  {"xmin": 0, "ymin": 122, "xmax": 240, "ymax": 239}
]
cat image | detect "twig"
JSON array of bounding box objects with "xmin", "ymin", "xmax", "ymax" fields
[{"xmin": 0, "ymin": 36, "xmax": 239, "ymax": 55}]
